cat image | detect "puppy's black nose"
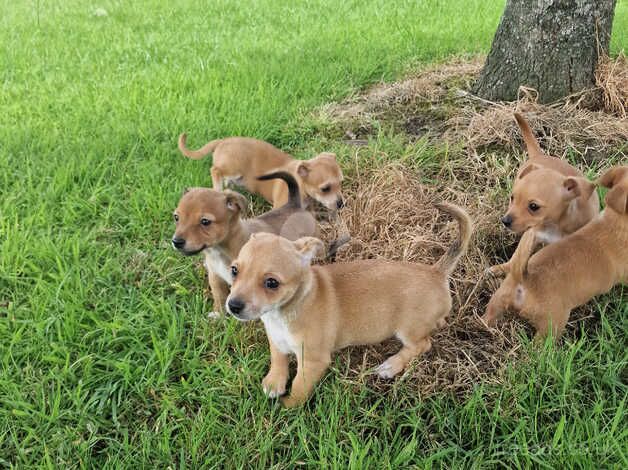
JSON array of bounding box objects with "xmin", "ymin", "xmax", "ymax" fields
[
  {"xmin": 227, "ymin": 298, "xmax": 245, "ymax": 315},
  {"xmin": 501, "ymin": 215, "xmax": 513, "ymax": 228},
  {"xmin": 172, "ymin": 237, "xmax": 186, "ymax": 249},
  {"xmin": 336, "ymin": 198, "xmax": 345, "ymax": 209}
]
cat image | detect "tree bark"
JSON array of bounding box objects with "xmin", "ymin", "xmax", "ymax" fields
[{"xmin": 474, "ymin": 0, "xmax": 617, "ymax": 103}]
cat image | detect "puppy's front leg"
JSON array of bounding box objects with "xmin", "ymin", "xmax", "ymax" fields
[
  {"xmin": 262, "ymin": 339, "xmax": 290, "ymax": 399},
  {"xmin": 280, "ymin": 352, "xmax": 330, "ymax": 408},
  {"xmin": 207, "ymin": 271, "xmax": 230, "ymax": 317},
  {"xmin": 488, "ymin": 261, "xmax": 511, "ymax": 276}
]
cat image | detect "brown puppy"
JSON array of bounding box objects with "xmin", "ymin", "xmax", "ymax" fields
[
  {"xmin": 483, "ymin": 166, "xmax": 628, "ymax": 339},
  {"xmin": 178, "ymin": 135, "xmax": 344, "ymax": 210},
  {"xmin": 490, "ymin": 113, "xmax": 599, "ymax": 274},
  {"xmin": 172, "ymin": 172, "xmax": 323, "ymax": 316},
  {"xmin": 225, "ymin": 203, "xmax": 472, "ymax": 407}
]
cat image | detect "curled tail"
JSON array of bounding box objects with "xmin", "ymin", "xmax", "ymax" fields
[
  {"xmin": 514, "ymin": 113, "xmax": 544, "ymax": 160},
  {"xmin": 178, "ymin": 133, "xmax": 222, "ymax": 160},
  {"xmin": 510, "ymin": 229, "xmax": 537, "ymax": 284},
  {"xmin": 257, "ymin": 171, "xmax": 301, "ymax": 209},
  {"xmin": 433, "ymin": 203, "xmax": 473, "ymax": 276}
]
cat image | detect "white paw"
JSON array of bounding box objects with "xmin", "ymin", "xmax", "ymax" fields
[
  {"xmin": 206, "ymin": 311, "xmax": 221, "ymax": 319},
  {"xmin": 262, "ymin": 383, "xmax": 285, "ymax": 399},
  {"xmin": 375, "ymin": 359, "xmax": 399, "ymax": 379}
]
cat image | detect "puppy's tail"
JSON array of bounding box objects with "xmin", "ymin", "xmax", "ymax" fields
[
  {"xmin": 510, "ymin": 229, "xmax": 537, "ymax": 284},
  {"xmin": 514, "ymin": 113, "xmax": 544, "ymax": 160},
  {"xmin": 178, "ymin": 133, "xmax": 222, "ymax": 160},
  {"xmin": 433, "ymin": 203, "xmax": 473, "ymax": 276},
  {"xmin": 257, "ymin": 171, "xmax": 301, "ymax": 209}
]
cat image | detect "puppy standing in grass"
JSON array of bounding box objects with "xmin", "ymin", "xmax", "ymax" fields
[
  {"xmin": 490, "ymin": 113, "xmax": 599, "ymax": 275},
  {"xmin": 178, "ymin": 134, "xmax": 345, "ymax": 210},
  {"xmin": 225, "ymin": 203, "xmax": 472, "ymax": 407},
  {"xmin": 483, "ymin": 166, "xmax": 628, "ymax": 339},
  {"xmin": 172, "ymin": 172, "xmax": 336, "ymax": 316}
]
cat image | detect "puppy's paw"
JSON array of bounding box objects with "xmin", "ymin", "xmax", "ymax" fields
[
  {"xmin": 486, "ymin": 265, "xmax": 505, "ymax": 277},
  {"xmin": 262, "ymin": 374, "xmax": 287, "ymax": 399},
  {"xmin": 376, "ymin": 358, "xmax": 403, "ymax": 379},
  {"xmin": 206, "ymin": 311, "xmax": 222, "ymax": 319},
  {"xmin": 280, "ymin": 395, "xmax": 303, "ymax": 408}
]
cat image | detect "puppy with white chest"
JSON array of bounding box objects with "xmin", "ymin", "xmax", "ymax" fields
[
  {"xmin": 178, "ymin": 134, "xmax": 345, "ymax": 210},
  {"xmin": 172, "ymin": 172, "xmax": 328, "ymax": 317},
  {"xmin": 490, "ymin": 113, "xmax": 599, "ymax": 274},
  {"xmin": 483, "ymin": 166, "xmax": 628, "ymax": 339},
  {"xmin": 225, "ymin": 203, "xmax": 473, "ymax": 407}
]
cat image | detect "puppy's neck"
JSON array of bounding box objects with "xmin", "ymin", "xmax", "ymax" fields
[{"xmin": 219, "ymin": 219, "xmax": 250, "ymax": 259}]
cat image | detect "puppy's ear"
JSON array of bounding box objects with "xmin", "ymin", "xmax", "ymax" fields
[
  {"xmin": 297, "ymin": 162, "xmax": 310, "ymax": 178},
  {"xmin": 292, "ymin": 237, "xmax": 325, "ymax": 266},
  {"xmin": 518, "ymin": 163, "xmax": 539, "ymax": 179},
  {"xmin": 605, "ymin": 186, "xmax": 628, "ymax": 215},
  {"xmin": 597, "ymin": 167, "xmax": 628, "ymax": 189},
  {"xmin": 562, "ymin": 177, "xmax": 595, "ymax": 201},
  {"xmin": 223, "ymin": 190, "xmax": 248, "ymax": 214}
]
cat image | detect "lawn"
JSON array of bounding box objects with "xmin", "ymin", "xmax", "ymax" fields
[{"xmin": 1, "ymin": 0, "xmax": 627, "ymax": 467}]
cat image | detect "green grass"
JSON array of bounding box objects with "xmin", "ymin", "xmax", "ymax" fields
[{"xmin": 1, "ymin": 0, "xmax": 627, "ymax": 467}]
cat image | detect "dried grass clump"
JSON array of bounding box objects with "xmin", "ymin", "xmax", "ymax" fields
[{"xmin": 596, "ymin": 51, "xmax": 628, "ymax": 118}]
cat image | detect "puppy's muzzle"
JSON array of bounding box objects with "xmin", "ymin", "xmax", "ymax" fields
[
  {"xmin": 172, "ymin": 237, "xmax": 186, "ymax": 249},
  {"xmin": 227, "ymin": 298, "xmax": 245, "ymax": 317},
  {"xmin": 501, "ymin": 215, "xmax": 513, "ymax": 229}
]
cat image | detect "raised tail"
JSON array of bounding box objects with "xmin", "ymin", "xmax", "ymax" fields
[
  {"xmin": 178, "ymin": 133, "xmax": 222, "ymax": 160},
  {"xmin": 257, "ymin": 171, "xmax": 301, "ymax": 209},
  {"xmin": 433, "ymin": 203, "xmax": 473, "ymax": 276},
  {"xmin": 510, "ymin": 228, "xmax": 537, "ymax": 284},
  {"xmin": 514, "ymin": 113, "xmax": 545, "ymax": 160}
]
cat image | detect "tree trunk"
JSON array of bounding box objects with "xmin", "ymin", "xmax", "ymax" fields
[{"xmin": 474, "ymin": 0, "xmax": 617, "ymax": 103}]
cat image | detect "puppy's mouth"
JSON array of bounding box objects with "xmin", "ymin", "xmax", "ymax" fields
[{"xmin": 176, "ymin": 245, "xmax": 207, "ymax": 256}]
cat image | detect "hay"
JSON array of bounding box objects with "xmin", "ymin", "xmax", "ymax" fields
[{"xmin": 320, "ymin": 54, "xmax": 628, "ymax": 160}]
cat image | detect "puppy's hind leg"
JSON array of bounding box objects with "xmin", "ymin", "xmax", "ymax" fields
[
  {"xmin": 207, "ymin": 271, "xmax": 229, "ymax": 318},
  {"xmin": 376, "ymin": 335, "xmax": 432, "ymax": 379},
  {"xmin": 211, "ymin": 167, "xmax": 225, "ymax": 191},
  {"xmin": 532, "ymin": 308, "xmax": 570, "ymax": 341}
]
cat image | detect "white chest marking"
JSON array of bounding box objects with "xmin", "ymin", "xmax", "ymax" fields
[
  {"xmin": 536, "ymin": 228, "xmax": 562, "ymax": 245},
  {"xmin": 203, "ymin": 248, "xmax": 232, "ymax": 284},
  {"xmin": 261, "ymin": 309, "xmax": 297, "ymax": 355}
]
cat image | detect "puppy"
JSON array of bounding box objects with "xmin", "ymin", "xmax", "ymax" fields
[
  {"xmin": 490, "ymin": 113, "xmax": 599, "ymax": 274},
  {"xmin": 483, "ymin": 166, "xmax": 628, "ymax": 339},
  {"xmin": 225, "ymin": 203, "xmax": 472, "ymax": 407},
  {"xmin": 178, "ymin": 135, "xmax": 344, "ymax": 210},
  {"xmin": 172, "ymin": 172, "xmax": 332, "ymax": 316}
]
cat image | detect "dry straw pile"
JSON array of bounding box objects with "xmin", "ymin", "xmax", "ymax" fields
[{"xmin": 314, "ymin": 53, "xmax": 626, "ymax": 397}]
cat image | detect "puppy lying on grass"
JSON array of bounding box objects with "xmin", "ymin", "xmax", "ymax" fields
[
  {"xmin": 225, "ymin": 203, "xmax": 472, "ymax": 407},
  {"xmin": 172, "ymin": 172, "xmax": 345, "ymax": 316},
  {"xmin": 490, "ymin": 113, "xmax": 599, "ymax": 275},
  {"xmin": 483, "ymin": 166, "xmax": 628, "ymax": 339},
  {"xmin": 178, "ymin": 134, "xmax": 345, "ymax": 210}
]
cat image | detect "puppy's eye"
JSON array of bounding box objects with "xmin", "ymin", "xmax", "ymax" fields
[
  {"xmin": 320, "ymin": 184, "xmax": 331, "ymax": 194},
  {"xmin": 173, "ymin": 214, "xmax": 179, "ymax": 222},
  {"xmin": 231, "ymin": 266, "xmax": 238, "ymax": 277},
  {"xmin": 264, "ymin": 278, "xmax": 280, "ymax": 290},
  {"xmin": 200, "ymin": 218, "xmax": 212, "ymax": 226},
  {"xmin": 528, "ymin": 202, "xmax": 540, "ymax": 212}
]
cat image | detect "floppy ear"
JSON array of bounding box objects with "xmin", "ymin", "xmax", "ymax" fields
[
  {"xmin": 223, "ymin": 190, "xmax": 248, "ymax": 214},
  {"xmin": 562, "ymin": 177, "xmax": 595, "ymax": 201},
  {"xmin": 297, "ymin": 162, "xmax": 310, "ymax": 178},
  {"xmin": 292, "ymin": 237, "xmax": 325, "ymax": 266},
  {"xmin": 605, "ymin": 186, "xmax": 628, "ymax": 215},
  {"xmin": 597, "ymin": 167, "xmax": 628, "ymax": 189},
  {"xmin": 517, "ymin": 163, "xmax": 539, "ymax": 179}
]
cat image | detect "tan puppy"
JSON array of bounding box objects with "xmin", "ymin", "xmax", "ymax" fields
[
  {"xmin": 483, "ymin": 166, "xmax": 628, "ymax": 339},
  {"xmin": 172, "ymin": 172, "xmax": 326, "ymax": 316},
  {"xmin": 491, "ymin": 113, "xmax": 599, "ymax": 274},
  {"xmin": 178, "ymin": 134, "xmax": 344, "ymax": 210},
  {"xmin": 225, "ymin": 203, "xmax": 472, "ymax": 407}
]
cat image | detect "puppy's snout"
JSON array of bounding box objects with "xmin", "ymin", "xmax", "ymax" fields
[
  {"xmin": 501, "ymin": 215, "xmax": 513, "ymax": 228},
  {"xmin": 171, "ymin": 237, "xmax": 186, "ymax": 249},
  {"xmin": 336, "ymin": 197, "xmax": 345, "ymax": 209},
  {"xmin": 227, "ymin": 298, "xmax": 245, "ymax": 316}
]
